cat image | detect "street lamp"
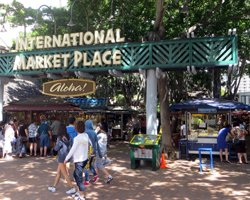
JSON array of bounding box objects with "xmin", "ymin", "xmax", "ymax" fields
[
  {"xmin": 36, "ymin": 5, "xmax": 57, "ymax": 34},
  {"xmin": 67, "ymin": 0, "xmax": 77, "ymax": 27},
  {"xmin": 67, "ymin": 0, "xmax": 90, "ymax": 30}
]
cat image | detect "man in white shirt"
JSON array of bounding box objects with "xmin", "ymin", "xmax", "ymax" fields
[
  {"xmin": 180, "ymin": 121, "xmax": 187, "ymax": 138},
  {"xmin": 64, "ymin": 121, "xmax": 90, "ymax": 200}
]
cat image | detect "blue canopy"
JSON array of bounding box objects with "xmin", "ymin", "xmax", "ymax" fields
[{"xmin": 170, "ymin": 98, "xmax": 250, "ymax": 112}]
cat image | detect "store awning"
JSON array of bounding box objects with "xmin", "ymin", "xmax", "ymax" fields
[
  {"xmin": 4, "ymin": 103, "xmax": 82, "ymax": 112},
  {"xmin": 170, "ymin": 98, "xmax": 250, "ymax": 112}
]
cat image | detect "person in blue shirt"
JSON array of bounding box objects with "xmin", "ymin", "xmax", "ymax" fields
[
  {"xmin": 66, "ymin": 116, "xmax": 78, "ymax": 176},
  {"xmin": 84, "ymin": 120, "xmax": 101, "ymax": 184},
  {"xmin": 37, "ymin": 115, "xmax": 52, "ymax": 157},
  {"xmin": 66, "ymin": 116, "xmax": 78, "ymax": 147},
  {"xmin": 217, "ymin": 124, "xmax": 231, "ymax": 163}
]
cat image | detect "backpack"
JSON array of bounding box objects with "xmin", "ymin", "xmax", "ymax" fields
[
  {"xmin": 61, "ymin": 139, "xmax": 70, "ymax": 155},
  {"xmin": 53, "ymin": 138, "xmax": 70, "ymax": 156}
]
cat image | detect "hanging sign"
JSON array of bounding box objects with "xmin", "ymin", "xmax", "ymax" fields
[
  {"xmin": 43, "ymin": 79, "xmax": 96, "ymax": 97},
  {"xmin": 198, "ymin": 108, "xmax": 217, "ymax": 113},
  {"xmin": 65, "ymin": 98, "xmax": 107, "ymax": 109}
]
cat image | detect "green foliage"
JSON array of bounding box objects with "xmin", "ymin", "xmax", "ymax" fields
[
  {"xmin": 6, "ymin": 1, "xmax": 36, "ymax": 29},
  {"xmin": 95, "ymin": 73, "xmax": 144, "ymax": 107}
]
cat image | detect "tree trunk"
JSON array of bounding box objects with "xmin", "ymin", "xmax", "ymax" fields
[
  {"xmin": 149, "ymin": 0, "xmax": 173, "ymax": 156},
  {"xmin": 213, "ymin": 69, "xmax": 221, "ymax": 98},
  {"xmin": 158, "ymin": 76, "xmax": 173, "ymax": 155}
]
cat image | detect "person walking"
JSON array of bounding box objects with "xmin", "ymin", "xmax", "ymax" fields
[
  {"xmin": 50, "ymin": 116, "xmax": 61, "ymax": 154},
  {"xmin": 64, "ymin": 120, "xmax": 90, "ymax": 200},
  {"xmin": 83, "ymin": 145, "xmax": 94, "ymax": 186},
  {"xmin": 66, "ymin": 116, "xmax": 78, "ymax": 147},
  {"xmin": 37, "ymin": 115, "xmax": 52, "ymax": 157},
  {"xmin": 95, "ymin": 123, "xmax": 113, "ymax": 184},
  {"xmin": 48, "ymin": 124, "xmax": 76, "ymax": 194},
  {"xmin": 217, "ymin": 124, "xmax": 231, "ymax": 163},
  {"xmin": 84, "ymin": 119, "xmax": 100, "ymax": 183},
  {"xmin": 66, "ymin": 116, "xmax": 78, "ymax": 176}
]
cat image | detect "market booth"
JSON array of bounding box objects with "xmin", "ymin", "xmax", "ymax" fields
[
  {"xmin": 3, "ymin": 96, "xmax": 82, "ymax": 124},
  {"xmin": 129, "ymin": 134, "xmax": 162, "ymax": 171},
  {"xmin": 170, "ymin": 99, "xmax": 250, "ymax": 159}
]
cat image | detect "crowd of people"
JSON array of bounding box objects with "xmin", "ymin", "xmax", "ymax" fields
[{"xmin": 0, "ymin": 115, "xmax": 113, "ymax": 200}]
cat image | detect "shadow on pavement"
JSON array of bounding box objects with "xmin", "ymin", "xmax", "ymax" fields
[{"xmin": 0, "ymin": 140, "xmax": 250, "ymax": 200}]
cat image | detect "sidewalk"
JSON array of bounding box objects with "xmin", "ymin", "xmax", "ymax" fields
[{"xmin": 0, "ymin": 140, "xmax": 250, "ymax": 200}]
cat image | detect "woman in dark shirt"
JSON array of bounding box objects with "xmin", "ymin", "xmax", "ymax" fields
[{"xmin": 17, "ymin": 120, "xmax": 28, "ymax": 158}]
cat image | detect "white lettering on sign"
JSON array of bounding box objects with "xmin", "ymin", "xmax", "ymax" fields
[
  {"xmin": 73, "ymin": 50, "xmax": 122, "ymax": 67},
  {"xmin": 13, "ymin": 50, "xmax": 122, "ymax": 71},
  {"xmin": 49, "ymin": 83, "xmax": 87, "ymax": 93},
  {"xmin": 15, "ymin": 28, "xmax": 125, "ymax": 51},
  {"xmin": 13, "ymin": 54, "xmax": 71, "ymax": 70}
]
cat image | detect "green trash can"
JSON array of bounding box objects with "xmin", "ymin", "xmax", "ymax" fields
[{"xmin": 129, "ymin": 134, "xmax": 162, "ymax": 171}]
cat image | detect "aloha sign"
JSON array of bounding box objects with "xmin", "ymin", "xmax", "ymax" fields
[
  {"xmin": 13, "ymin": 28, "xmax": 125, "ymax": 71},
  {"xmin": 42, "ymin": 79, "xmax": 96, "ymax": 97}
]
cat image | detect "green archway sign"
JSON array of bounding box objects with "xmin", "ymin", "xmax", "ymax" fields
[{"xmin": 0, "ymin": 28, "xmax": 238, "ymax": 77}]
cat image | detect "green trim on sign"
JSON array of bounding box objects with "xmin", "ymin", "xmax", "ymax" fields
[{"xmin": 0, "ymin": 35, "xmax": 238, "ymax": 76}]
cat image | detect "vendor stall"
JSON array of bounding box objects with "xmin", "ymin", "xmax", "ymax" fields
[
  {"xmin": 170, "ymin": 99, "xmax": 250, "ymax": 158},
  {"xmin": 129, "ymin": 134, "xmax": 162, "ymax": 171}
]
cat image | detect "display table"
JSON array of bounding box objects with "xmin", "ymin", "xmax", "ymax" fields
[
  {"xmin": 187, "ymin": 136, "xmax": 219, "ymax": 155},
  {"xmin": 179, "ymin": 136, "xmax": 237, "ymax": 159},
  {"xmin": 129, "ymin": 134, "xmax": 161, "ymax": 171},
  {"xmin": 179, "ymin": 136, "xmax": 219, "ymax": 159}
]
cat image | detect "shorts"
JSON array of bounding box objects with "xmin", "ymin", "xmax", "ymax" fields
[
  {"xmin": 39, "ymin": 135, "xmax": 50, "ymax": 148},
  {"xmin": 29, "ymin": 137, "xmax": 37, "ymax": 143},
  {"xmin": 236, "ymin": 140, "xmax": 246, "ymax": 153},
  {"xmin": 95, "ymin": 155, "xmax": 105, "ymax": 169}
]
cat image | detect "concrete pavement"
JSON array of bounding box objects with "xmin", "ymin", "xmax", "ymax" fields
[{"xmin": 0, "ymin": 141, "xmax": 250, "ymax": 200}]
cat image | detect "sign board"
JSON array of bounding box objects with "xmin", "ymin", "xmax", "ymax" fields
[
  {"xmin": 66, "ymin": 98, "xmax": 107, "ymax": 108},
  {"xmin": 43, "ymin": 79, "xmax": 95, "ymax": 97},
  {"xmin": 198, "ymin": 108, "xmax": 217, "ymax": 113}
]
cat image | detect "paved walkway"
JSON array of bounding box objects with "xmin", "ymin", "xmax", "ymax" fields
[{"xmin": 0, "ymin": 141, "xmax": 250, "ymax": 200}]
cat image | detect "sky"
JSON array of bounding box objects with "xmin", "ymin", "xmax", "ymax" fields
[
  {"xmin": 0, "ymin": 0, "xmax": 68, "ymax": 9},
  {"xmin": 0, "ymin": 0, "xmax": 68, "ymax": 48}
]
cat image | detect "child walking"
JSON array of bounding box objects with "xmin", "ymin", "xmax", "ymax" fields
[
  {"xmin": 95, "ymin": 123, "xmax": 113, "ymax": 184},
  {"xmin": 64, "ymin": 121, "xmax": 90, "ymax": 200},
  {"xmin": 48, "ymin": 124, "xmax": 76, "ymax": 194}
]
